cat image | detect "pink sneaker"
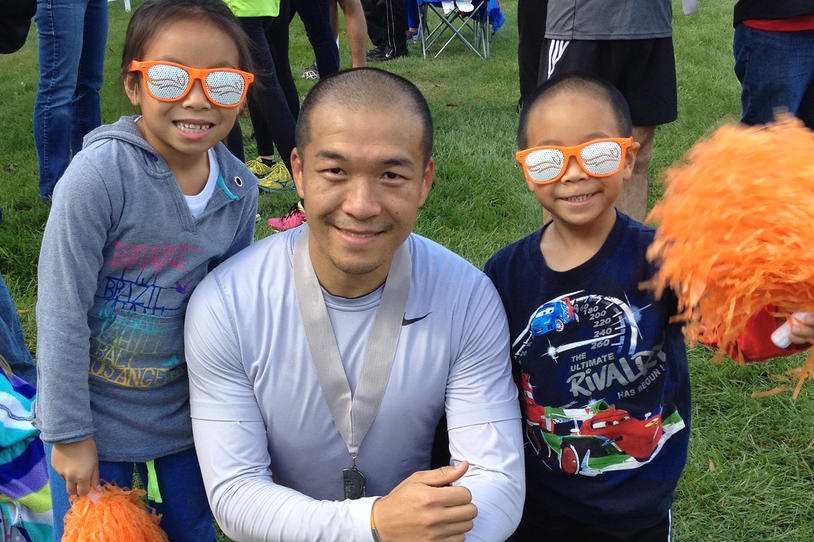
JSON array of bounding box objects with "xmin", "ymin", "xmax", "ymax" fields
[{"xmin": 267, "ymin": 201, "xmax": 306, "ymax": 231}]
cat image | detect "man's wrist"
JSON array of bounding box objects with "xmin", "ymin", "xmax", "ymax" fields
[{"xmin": 371, "ymin": 498, "xmax": 383, "ymax": 542}]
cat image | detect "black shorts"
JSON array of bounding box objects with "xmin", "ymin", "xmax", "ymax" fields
[
  {"xmin": 540, "ymin": 37, "xmax": 678, "ymax": 127},
  {"xmin": 510, "ymin": 506, "xmax": 673, "ymax": 542}
]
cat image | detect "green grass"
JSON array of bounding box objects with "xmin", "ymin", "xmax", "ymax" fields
[{"xmin": 1, "ymin": 1, "xmax": 812, "ymax": 540}]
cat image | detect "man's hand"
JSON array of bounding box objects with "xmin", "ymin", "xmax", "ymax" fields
[
  {"xmin": 372, "ymin": 461, "xmax": 478, "ymax": 542},
  {"xmin": 51, "ymin": 438, "xmax": 100, "ymax": 497}
]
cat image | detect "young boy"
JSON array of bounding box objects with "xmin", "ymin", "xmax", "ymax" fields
[{"xmin": 485, "ymin": 73, "xmax": 813, "ymax": 541}]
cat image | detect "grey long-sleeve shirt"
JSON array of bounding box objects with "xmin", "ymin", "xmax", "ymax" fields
[{"xmin": 33, "ymin": 116, "xmax": 258, "ymax": 462}]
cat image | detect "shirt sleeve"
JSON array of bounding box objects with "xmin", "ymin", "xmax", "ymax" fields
[
  {"xmin": 33, "ymin": 154, "xmax": 113, "ymax": 443},
  {"xmin": 727, "ymin": 306, "xmax": 811, "ymax": 362},
  {"xmin": 184, "ymin": 274, "xmax": 378, "ymax": 542},
  {"xmin": 445, "ymin": 275, "xmax": 525, "ymax": 541}
]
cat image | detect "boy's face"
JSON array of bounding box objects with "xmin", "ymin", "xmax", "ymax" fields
[{"xmin": 522, "ymin": 91, "xmax": 638, "ymax": 229}]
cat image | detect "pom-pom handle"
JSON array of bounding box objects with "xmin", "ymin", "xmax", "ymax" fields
[{"xmin": 771, "ymin": 313, "xmax": 810, "ymax": 349}]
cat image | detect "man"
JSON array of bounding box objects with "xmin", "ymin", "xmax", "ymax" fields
[
  {"xmin": 540, "ymin": 0, "xmax": 681, "ymax": 222},
  {"xmin": 184, "ymin": 68, "xmax": 524, "ymax": 541}
]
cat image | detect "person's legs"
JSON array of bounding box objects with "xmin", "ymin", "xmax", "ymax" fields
[
  {"xmin": 0, "ymin": 272, "xmax": 36, "ymax": 387},
  {"xmin": 134, "ymin": 448, "xmax": 216, "ymax": 542},
  {"xmin": 361, "ymin": 0, "xmax": 387, "ymax": 49},
  {"xmin": 224, "ymin": 119, "xmax": 245, "ymax": 162},
  {"xmin": 337, "ymin": 0, "xmax": 368, "ymax": 67},
  {"xmin": 622, "ymin": 125, "xmax": 655, "ymax": 221},
  {"xmin": 517, "ymin": 0, "xmax": 546, "ymax": 109},
  {"xmin": 294, "ymin": 0, "xmax": 340, "ymax": 77},
  {"xmin": 33, "ymin": 0, "xmax": 85, "ymax": 200},
  {"xmin": 361, "ymin": 0, "xmax": 405, "ymax": 58},
  {"xmin": 268, "ymin": 0, "xmax": 301, "ymax": 119},
  {"xmin": 70, "ymin": 0, "xmax": 107, "ymax": 156},
  {"xmin": 239, "ymin": 17, "xmax": 297, "ymax": 171},
  {"xmin": 734, "ymin": 25, "xmax": 814, "ymax": 126},
  {"xmin": 797, "ymin": 79, "xmax": 814, "ymax": 129}
]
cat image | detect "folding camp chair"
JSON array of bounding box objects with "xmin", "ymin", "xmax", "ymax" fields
[{"xmin": 416, "ymin": 0, "xmax": 490, "ymax": 59}]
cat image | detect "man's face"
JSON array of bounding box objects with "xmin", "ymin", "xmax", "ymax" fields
[{"xmin": 291, "ymin": 101, "xmax": 433, "ymax": 297}]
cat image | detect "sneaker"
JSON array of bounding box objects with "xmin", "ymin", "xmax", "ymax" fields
[
  {"xmin": 247, "ymin": 159, "xmax": 296, "ymax": 193},
  {"xmin": 456, "ymin": 0, "xmax": 474, "ymax": 12},
  {"xmin": 267, "ymin": 201, "xmax": 306, "ymax": 232},
  {"xmin": 299, "ymin": 62, "xmax": 319, "ymax": 81},
  {"xmin": 367, "ymin": 45, "xmax": 408, "ymax": 62}
]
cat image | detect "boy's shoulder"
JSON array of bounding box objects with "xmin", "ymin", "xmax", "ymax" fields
[{"xmin": 486, "ymin": 228, "xmax": 543, "ymax": 272}]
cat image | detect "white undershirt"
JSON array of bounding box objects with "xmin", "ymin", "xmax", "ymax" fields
[{"xmin": 184, "ymin": 148, "xmax": 219, "ymax": 218}]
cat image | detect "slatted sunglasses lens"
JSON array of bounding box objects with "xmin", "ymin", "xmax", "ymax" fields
[
  {"xmin": 145, "ymin": 64, "xmax": 190, "ymax": 101},
  {"xmin": 525, "ymin": 148, "xmax": 566, "ymax": 183},
  {"xmin": 579, "ymin": 141, "xmax": 624, "ymax": 176},
  {"xmin": 204, "ymin": 71, "xmax": 247, "ymax": 106}
]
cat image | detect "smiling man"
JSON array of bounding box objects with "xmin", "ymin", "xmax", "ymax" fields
[{"xmin": 184, "ymin": 68, "xmax": 524, "ymax": 541}]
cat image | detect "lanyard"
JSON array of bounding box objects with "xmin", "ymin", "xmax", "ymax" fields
[{"xmin": 293, "ymin": 226, "xmax": 411, "ymax": 459}]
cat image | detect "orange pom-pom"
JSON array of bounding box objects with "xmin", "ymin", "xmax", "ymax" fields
[
  {"xmin": 62, "ymin": 483, "xmax": 169, "ymax": 542},
  {"xmin": 645, "ymin": 115, "xmax": 814, "ymax": 397}
]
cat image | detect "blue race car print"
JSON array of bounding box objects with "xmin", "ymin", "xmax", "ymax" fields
[{"xmin": 530, "ymin": 298, "xmax": 576, "ymax": 336}]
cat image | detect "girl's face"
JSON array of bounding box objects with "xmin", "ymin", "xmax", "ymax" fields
[{"xmin": 125, "ymin": 17, "xmax": 241, "ymax": 173}]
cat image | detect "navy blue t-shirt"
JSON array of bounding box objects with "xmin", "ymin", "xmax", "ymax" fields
[{"xmin": 484, "ymin": 212, "xmax": 691, "ymax": 531}]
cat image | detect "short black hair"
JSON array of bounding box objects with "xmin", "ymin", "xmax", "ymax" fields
[
  {"xmin": 517, "ymin": 73, "xmax": 632, "ymax": 149},
  {"xmin": 295, "ymin": 68, "xmax": 433, "ymax": 165}
]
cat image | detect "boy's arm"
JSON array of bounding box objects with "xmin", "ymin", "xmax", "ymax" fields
[{"xmin": 727, "ymin": 307, "xmax": 812, "ymax": 362}]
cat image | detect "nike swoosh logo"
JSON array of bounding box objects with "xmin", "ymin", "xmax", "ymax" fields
[{"xmin": 402, "ymin": 312, "xmax": 431, "ymax": 326}]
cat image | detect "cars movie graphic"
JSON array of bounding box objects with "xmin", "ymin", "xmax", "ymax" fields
[
  {"xmin": 519, "ymin": 372, "xmax": 684, "ymax": 476},
  {"xmin": 513, "ymin": 291, "xmax": 685, "ymax": 476}
]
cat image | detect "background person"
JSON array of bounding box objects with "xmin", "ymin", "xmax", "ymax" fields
[
  {"xmin": 33, "ymin": 0, "xmax": 108, "ymax": 201},
  {"xmin": 733, "ymin": 0, "xmax": 814, "ymax": 128},
  {"xmin": 540, "ymin": 0, "xmax": 683, "ymax": 222}
]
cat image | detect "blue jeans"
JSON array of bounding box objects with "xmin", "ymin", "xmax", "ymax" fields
[
  {"xmin": 46, "ymin": 445, "xmax": 216, "ymax": 542},
  {"xmin": 33, "ymin": 0, "xmax": 108, "ymax": 200},
  {"xmin": 292, "ymin": 0, "xmax": 339, "ymax": 77},
  {"xmin": 0, "ymin": 272, "xmax": 37, "ymax": 387},
  {"xmin": 734, "ymin": 24, "xmax": 814, "ymax": 128}
]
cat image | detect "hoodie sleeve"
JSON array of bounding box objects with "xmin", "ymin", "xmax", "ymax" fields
[{"xmin": 33, "ymin": 152, "xmax": 116, "ymax": 444}]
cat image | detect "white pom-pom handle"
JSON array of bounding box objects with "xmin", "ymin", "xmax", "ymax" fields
[{"xmin": 771, "ymin": 312, "xmax": 811, "ymax": 349}]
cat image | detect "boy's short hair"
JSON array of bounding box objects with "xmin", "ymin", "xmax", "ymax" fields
[{"xmin": 517, "ymin": 73, "xmax": 633, "ymax": 149}]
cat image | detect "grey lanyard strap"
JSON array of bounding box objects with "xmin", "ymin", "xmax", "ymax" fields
[{"xmin": 293, "ymin": 226, "xmax": 411, "ymax": 458}]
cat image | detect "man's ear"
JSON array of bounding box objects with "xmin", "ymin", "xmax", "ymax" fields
[
  {"xmin": 124, "ymin": 73, "xmax": 141, "ymax": 108},
  {"xmin": 418, "ymin": 156, "xmax": 434, "ymax": 207},
  {"xmin": 623, "ymin": 140, "xmax": 641, "ymax": 180},
  {"xmin": 291, "ymin": 147, "xmax": 305, "ymax": 200}
]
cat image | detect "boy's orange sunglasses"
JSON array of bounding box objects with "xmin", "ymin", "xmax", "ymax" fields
[
  {"xmin": 128, "ymin": 60, "xmax": 254, "ymax": 108},
  {"xmin": 515, "ymin": 137, "xmax": 633, "ymax": 185}
]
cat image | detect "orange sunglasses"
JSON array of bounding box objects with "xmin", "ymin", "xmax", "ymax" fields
[
  {"xmin": 515, "ymin": 137, "xmax": 633, "ymax": 185},
  {"xmin": 128, "ymin": 60, "xmax": 254, "ymax": 108}
]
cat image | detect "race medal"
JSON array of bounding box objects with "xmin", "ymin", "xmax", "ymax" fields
[{"xmin": 343, "ymin": 466, "xmax": 366, "ymax": 499}]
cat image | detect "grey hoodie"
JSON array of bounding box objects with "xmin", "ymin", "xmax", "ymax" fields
[{"xmin": 33, "ymin": 115, "xmax": 258, "ymax": 462}]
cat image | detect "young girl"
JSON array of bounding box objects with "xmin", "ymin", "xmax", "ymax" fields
[{"xmin": 32, "ymin": 1, "xmax": 258, "ymax": 539}]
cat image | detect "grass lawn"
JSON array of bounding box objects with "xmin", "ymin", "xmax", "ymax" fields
[{"xmin": 1, "ymin": 1, "xmax": 812, "ymax": 540}]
